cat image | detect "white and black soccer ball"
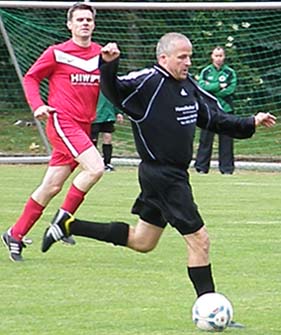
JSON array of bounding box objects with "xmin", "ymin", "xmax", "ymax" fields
[{"xmin": 192, "ymin": 292, "xmax": 233, "ymax": 332}]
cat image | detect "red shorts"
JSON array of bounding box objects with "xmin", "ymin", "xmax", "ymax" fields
[{"xmin": 46, "ymin": 112, "xmax": 93, "ymax": 171}]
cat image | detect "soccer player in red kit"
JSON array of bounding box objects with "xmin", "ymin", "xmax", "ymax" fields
[{"xmin": 1, "ymin": 3, "xmax": 104, "ymax": 261}]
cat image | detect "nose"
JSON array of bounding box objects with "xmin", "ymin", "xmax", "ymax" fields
[{"xmin": 186, "ymin": 57, "xmax": 191, "ymax": 66}]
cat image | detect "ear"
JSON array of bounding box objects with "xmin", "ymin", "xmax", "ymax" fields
[
  {"xmin": 159, "ymin": 53, "xmax": 167, "ymax": 64},
  {"xmin": 67, "ymin": 21, "xmax": 72, "ymax": 31}
]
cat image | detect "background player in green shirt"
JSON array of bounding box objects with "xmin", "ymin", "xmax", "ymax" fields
[
  {"xmin": 91, "ymin": 92, "xmax": 123, "ymax": 171},
  {"xmin": 195, "ymin": 46, "xmax": 237, "ymax": 174}
]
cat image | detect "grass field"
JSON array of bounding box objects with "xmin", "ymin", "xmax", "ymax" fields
[{"xmin": 0, "ymin": 165, "xmax": 280, "ymax": 335}]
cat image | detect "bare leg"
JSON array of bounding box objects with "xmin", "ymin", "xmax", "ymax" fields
[
  {"xmin": 73, "ymin": 145, "xmax": 104, "ymax": 192},
  {"xmin": 127, "ymin": 219, "xmax": 164, "ymax": 252},
  {"xmin": 184, "ymin": 226, "xmax": 215, "ymax": 296}
]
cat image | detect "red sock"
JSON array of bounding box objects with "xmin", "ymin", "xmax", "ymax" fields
[
  {"xmin": 11, "ymin": 197, "xmax": 45, "ymax": 241},
  {"xmin": 61, "ymin": 184, "xmax": 86, "ymax": 214}
]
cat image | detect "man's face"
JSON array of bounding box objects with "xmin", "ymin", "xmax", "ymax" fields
[
  {"xmin": 211, "ymin": 49, "xmax": 225, "ymax": 68},
  {"xmin": 67, "ymin": 9, "xmax": 95, "ymax": 40},
  {"xmin": 159, "ymin": 40, "xmax": 192, "ymax": 81}
]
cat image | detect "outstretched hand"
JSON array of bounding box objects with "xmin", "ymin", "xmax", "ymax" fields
[
  {"xmin": 101, "ymin": 42, "xmax": 120, "ymax": 63},
  {"xmin": 255, "ymin": 112, "xmax": 276, "ymax": 127}
]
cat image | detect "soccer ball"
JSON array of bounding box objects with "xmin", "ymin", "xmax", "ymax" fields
[{"xmin": 192, "ymin": 292, "xmax": 233, "ymax": 332}]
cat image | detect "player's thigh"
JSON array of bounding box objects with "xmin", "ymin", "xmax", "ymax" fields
[
  {"xmin": 76, "ymin": 145, "xmax": 104, "ymax": 172},
  {"xmin": 127, "ymin": 219, "xmax": 164, "ymax": 252}
]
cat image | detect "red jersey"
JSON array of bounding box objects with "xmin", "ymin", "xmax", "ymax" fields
[{"xmin": 23, "ymin": 39, "xmax": 101, "ymax": 123}]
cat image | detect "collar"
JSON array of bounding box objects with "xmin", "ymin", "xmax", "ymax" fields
[
  {"xmin": 153, "ymin": 64, "xmax": 170, "ymax": 77},
  {"xmin": 154, "ymin": 63, "xmax": 193, "ymax": 82},
  {"xmin": 211, "ymin": 64, "xmax": 226, "ymax": 71}
]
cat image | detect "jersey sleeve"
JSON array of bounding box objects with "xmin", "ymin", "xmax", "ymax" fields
[
  {"xmin": 100, "ymin": 58, "xmax": 124, "ymax": 109},
  {"xmin": 23, "ymin": 46, "xmax": 55, "ymax": 111},
  {"xmin": 194, "ymin": 83, "xmax": 255, "ymax": 139},
  {"xmin": 100, "ymin": 58, "xmax": 144, "ymax": 118}
]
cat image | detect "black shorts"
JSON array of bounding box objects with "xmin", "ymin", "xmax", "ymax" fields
[
  {"xmin": 132, "ymin": 161, "xmax": 204, "ymax": 235},
  {"xmin": 91, "ymin": 121, "xmax": 115, "ymax": 141}
]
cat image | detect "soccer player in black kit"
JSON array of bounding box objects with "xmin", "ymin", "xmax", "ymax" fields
[{"xmin": 42, "ymin": 33, "xmax": 275, "ymax": 322}]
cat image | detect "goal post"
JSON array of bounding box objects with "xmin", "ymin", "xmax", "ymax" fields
[
  {"xmin": 0, "ymin": 15, "xmax": 52, "ymax": 155},
  {"xmin": 0, "ymin": 1, "xmax": 281, "ymax": 167}
]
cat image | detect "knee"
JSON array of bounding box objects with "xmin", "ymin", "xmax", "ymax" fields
[
  {"xmin": 52, "ymin": 183, "xmax": 64, "ymax": 196},
  {"xmin": 95, "ymin": 165, "xmax": 104, "ymax": 180},
  {"xmin": 87, "ymin": 164, "xmax": 104, "ymax": 182},
  {"xmin": 42, "ymin": 183, "xmax": 62, "ymax": 198},
  {"xmin": 103, "ymin": 133, "xmax": 112, "ymax": 144}
]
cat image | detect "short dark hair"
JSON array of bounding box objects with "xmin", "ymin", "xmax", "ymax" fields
[
  {"xmin": 67, "ymin": 2, "xmax": 96, "ymax": 22},
  {"xmin": 211, "ymin": 46, "xmax": 225, "ymax": 55}
]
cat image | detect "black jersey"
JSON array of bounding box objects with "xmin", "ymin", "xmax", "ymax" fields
[{"xmin": 100, "ymin": 59, "xmax": 255, "ymax": 169}]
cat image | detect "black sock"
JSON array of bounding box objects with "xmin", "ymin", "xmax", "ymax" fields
[
  {"xmin": 102, "ymin": 144, "xmax": 112, "ymax": 165},
  {"xmin": 70, "ymin": 219, "xmax": 129, "ymax": 246},
  {"xmin": 187, "ymin": 264, "xmax": 215, "ymax": 297}
]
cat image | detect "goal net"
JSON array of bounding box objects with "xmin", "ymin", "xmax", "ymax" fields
[{"xmin": 0, "ymin": 2, "xmax": 281, "ymax": 165}]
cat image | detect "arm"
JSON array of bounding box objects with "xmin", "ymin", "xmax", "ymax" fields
[
  {"xmin": 100, "ymin": 43, "xmax": 150, "ymax": 119},
  {"xmin": 195, "ymin": 86, "xmax": 275, "ymax": 138},
  {"xmin": 216, "ymin": 69, "xmax": 237, "ymax": 98},
  {"xmin": 99, "ymin": 43, "xmax": 128, "ymax": 110},
  {"xmin": 197, "ymin": 101, "xmax": 255, "ymax": 139},
  {"xmin": 113, "ymin": 102, "xmax": 124, "ymax": 124},
  {"xmin": 198, "ymin": 67, "xmax": 221, "ymax": 94},
  {"xmin": 23, "ymin": 47, "xmax": 56, "ymax": 120}
]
